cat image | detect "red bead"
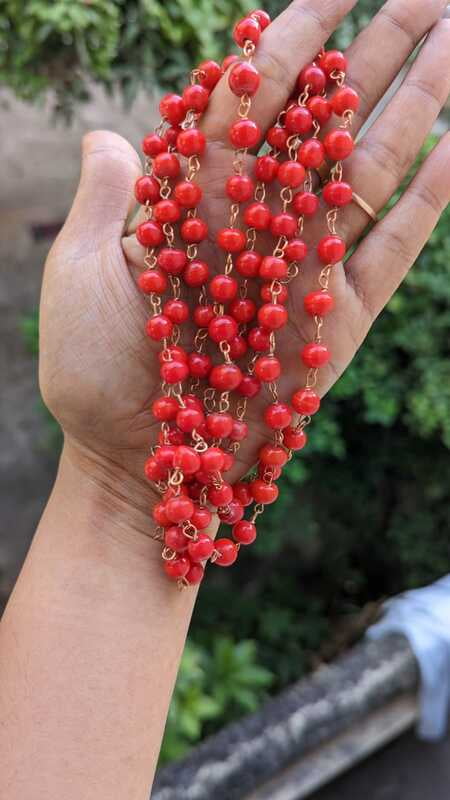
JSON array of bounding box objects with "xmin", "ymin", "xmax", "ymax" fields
[
  {"xmin": 285, "ymin": 238, "xmax": 308, "ymax": 262},
  {"xmin": 183, "ymin": 259, "xmax": 209, "ymax": 287},
  {"xmin": 210, "ymin": 274, "xmax": 238, "ymax": 302},
  {"xmin": 164, "ymin": 126, "xmax": 182, "ymax": 147},
  {"xmin": 183, "ymin": 393, "xmax": 204, "ymax": 410},
  {"xmin": 233, "ymin": 16, "xmax": 261, "ymax": 47},
  {"xmin": 165, "ymin": 495, "xmax": 195, "ymax": 523},
  {"xmin": 229, "ymin": 335, "xmax": 248, "ymax": 360},
  {"xmin": 146, "ymin": 314, "xmax": 173, "ymax": 341},
  {"xmin": 134, "ymin": 175, "xmax": 160, "ymax": 204},
  {"xmin": 160, "ymin": 359, "xmax": 190, "ymax": 384},
  {"xmin": 176, "ymin": 407, "xmax": 204, "ymax": 433},
  {"xmin": 177, "ymin": 128, "xmax": 206, "ymax": 157},
  {"xmin": 185, "ymin": 563, "xmax": 205, "ymax": 585},
  {"xmin": 218, "ymin": 499, "xmax": 244, "ymax": 525},
  {"xmin": 208, "ymin": 483, "xmax": 233, "ymax": 507},
  {"xmin": 182, "ymin": 84, "xmax": 209, "ymax": 112},
  {"xmin": 258, "ymin": 463, "xmax": 282, "ymax": 481},
  {"xmin": 292, "ymin": 388, "xmax": 321, "ymax": 415},
  {"xmin": 191, "ymin": 505, "xmax": 213, "ymax": 530},
  {"xmin": 206, "ymin": 412, "xmax": 234, "ymax": 438},
  {"xmin": 153, "ymin": 501, "xmax": 170, "ymax": 526},
  {"xmin": 158, "ymin": 248, "xmax": 187, "ymax": 275},
  {"xmin": 244, "ymin": 201, "xmax": 272, "ymax": 230},
  {"xmin": 217, "ymin": 227, "xmax": 246, "ymax": 253},
  {"xmin": 331, "ymin": 86, "xmax": 360, "ymax": 116},
  {"xmin": 230, "ymin": 420, "xmax": 248, "ymax": 441},
  {"xmin": 323, "ymin": 181, "xmax": 353, "ymax": 207},
  {"xmin": 264, "ymin": 402, "xmax": 292, "ymax": 429},
  {"xmin": 153, "ymin": 152, "xmax": 181, "ymax": 179},
  {"xmin": 152, "ymin": 395, "xmax": 179, "ymax": 422},
  {"xmin": 198, "ymin": 60, "xmax": 222, "ymax": 90},
  {"xmin": 267, "ymin": 126, "xmax": 288, "ymax": 151},
  {"xmin": 174, "ymin": 180, "xmax": 202, "ymax": 208},
  {"xmin": 278, "ymin": 160, "xmax": 306, "ymax": 188},
  {"xmin": 230, "ymin": 298, "xmax": 256, "ymax": 324},
  {"xmin": 298, "ymin": 139, "xmax": 325, "ymax": 169},
  {"xmin": 260, "ymin": 283, "xmax": 288, "ymax": 304},
  {"xmin": 229, "ymin": 119, "xmax": 262, "ymax": 149},
  {"xmin": 164, "ymin": 526, "xmax": 189, "ymax": 552},
  {"xmin": 209, "ymin": 364, "xmax": 243, "ymax": 391},
  {"xmin": 233, "ymin": 520, "xmax": 256, "ymax": 545},
  {"xmin": 304, "ymin": 290, "xmax": 334, "ymax": 316},
  {"xmin": 158, "ymin": 346, "xmax": 188, "ymax": 367},
  {"xmin": 285, "ymin": 105, "xmax": 313, "ymax": 135},
  {"xmin": 138, "ymin": 268, "xmax": 167, "ymax": 295},
  {"xmin": 259, "ymin": 443, "xmax": 288, "ymax": 466},
  {"xmin": 283, "ymin": 426, "xmax": 307, "ymax": 450},
  {"xmin": 301, "ymin": 343, "xmax": 331, "ymax": 368},
  {"xmin": 194, "ymin": 304, "xmax": 215, "ymax": 327},
  {"xmin": 320, "ymin": 49, "xmax": 347, "ymax": 77},
  {"xmin": 164, "ymin": 555, "xmax": 190, "ymax": 580},
  {"xmin": 258, "ymin": 303, "xmax": 288, "ymax": 331},
  {"xmin": 153, "ymin": 199, "xmax": 181, "ymax": 224},
  {"xmin": 208, "ymin": 315, "xmax": 238, "ymax": 343},
  {"xmin": 251, "ymin": 9, "xmax": 271, "ymax": 29},
  {"xmin": 292, "ymin": 191, "xmax": 319, "ymax": 217},
  {"xmin": 250, "ymin": 479, "xmax": 279, "ymax": 504},
  {"xmin": 222, "ymin": 54, "xmax": 240, "ymax": 71},
  {"xmin": 213, "ymin": 538, "xmax": 238, "ymax": 567},
  {"xmin": 142, "ymin": 133, "xmax": 167, "ymax": 157},
  {"xmin": 270, "ymin": 212, "xmax": 297, "ymax": 238},
  {"xmin": 160, "ymin": 429, "xmax": 185, "ymax": 446},
  {"xmin": 248, "ymin": 325, "xmax": 272, "ymax": 351},
  {"xmin": 254, "ymin": 355, "xmax": 281, "ymax": 382},
  {"xmin": 298, "ymin": 64, "xmax": 326, "ymax": 95},
  {"xmin": 237, "ymin": 374, "xmax": 261, "ymax": 397},
  {"xmin": 255, "ymin": 155, "xmax": 279, "ymax": 182},
  {"xmin": 226, "ymin": 174, "xmax": 254, "ymax": 202},
  {"xmin": 307, "ymin": 96, "xmax": 332, "ymax": 124},
  {"xmin": 181, "ymin": 217, "xmax": 208, "ymax": 243},
  {"xmin": 188, "ymin": 352, "xmax": 212, "ymax": 378},
  {"xmin": 159, "ymin": 93, "xmax": 186, "ymax": 125},
  {"xmin": 317, "ymin": 235, "xmax": 346, "ymax": 264},
  {"xmin": 136, "ymin": 220, "xmax": 164, "ymax": 248},
  {"xmin": 201, "ymin": 445, "xmax": 226, "ymax": 472},
  {"xmin": 233, "ymin": 482, "xmax": 253, "ymax": 507},
  {"xmin": 236, "ymin": 250, "xmax": 262, "ymax": 277},
  {"xmin": 144, "ymin": 457, "xmax": 166, "ymax": 482},
  {"xmin": 229, "ymin": 61, "xmax": 261, "ymax": 96},
  {"xmin": 188, "ymin": 533, "xmax": 214, "ymax": 562},
  {"xmin": 173, "ymin": 445, "xmax": 201, "ymax": 474},
  {"xmin": 324, "ymin": 129, "xmax": 354, "ymax": 161},
  {"xmin": 163, "ymin": 299, "xmax": 189, "ymax": 324}
]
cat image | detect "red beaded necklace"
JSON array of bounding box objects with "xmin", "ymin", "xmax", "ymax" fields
[{"xmin": 136, "ymin": 8, "xmax": 359, "ymax": 586}]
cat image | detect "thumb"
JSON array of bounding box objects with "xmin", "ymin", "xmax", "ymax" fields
[{"xmin": 63, "ymin": 130, "xmax": 142, "ymax": 251}]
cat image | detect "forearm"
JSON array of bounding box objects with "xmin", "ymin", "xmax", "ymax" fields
[{"xmin": 0, "ymin": 442, "xmax": 198, "ymax": 800}]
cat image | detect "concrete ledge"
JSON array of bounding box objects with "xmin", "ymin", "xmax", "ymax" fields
[{"xmin": 152, "ymin": 635, "xmax": 418, "ymax": 800}]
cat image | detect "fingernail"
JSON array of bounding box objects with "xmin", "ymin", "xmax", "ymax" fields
[{"xmin": 444, "ymin": 4, "xmax": 450, "ymax": 18}]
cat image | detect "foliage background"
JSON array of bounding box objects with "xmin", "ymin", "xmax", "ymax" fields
[{"xmin": 8, "ymin": 0, "xmax": 450, "ymax": 765}]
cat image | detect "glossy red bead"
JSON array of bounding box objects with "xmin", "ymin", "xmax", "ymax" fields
[
  {"xmin": 206, "ymin": 412, "xmax": 233, "ymax": 438},
  {"xmin": 198, "ymin": 60, "xmax": 222, "ymax": 90},
  {"xmin": 264, "ymin": 402, "xmax": 292, "ymax": 429},
  {"xmin": 230, "ymin": 419, "xmax": 248, "ymax": 441},
  {"xmin": 320, "ymin": 49, "xmax": 347, "ymax": 77},
  {"xmin": 191, "ymin": 505, "xmax": 213, "ymax": 530},
  {"xmin": 244, "ymin": 201, "xmax": 272, "ymax": 230},
  {"xmin": 226, "ymin": 174, "xmax": 254, "ymax": 202},
  {"xmin": 153, "ymin": 152, "xmax": 181, "ymax": 179},
  {"xmin": 164, "ymin": 526, "xmax": 189, "ymax": 552},
  {"xmin": 158, "ymin": 345, "xmax": 188, "ymax": 365},
  {"xmin": 146, "ymin": 314, "xmax": 173, "ymax": 341},
  {"xmin": 188, "ymin": 352, "xmax": 212, "ymax": 378},
  {"xmin": 183, "ymin": 259, "xmax": 209, "ymax": 287},
  {"xmin": 254, "ymin": 355, "xmax": 281, "ymax": 382},
  {"xmin": 229, "ymin": 335, "xmax": 248, "ymax": 360},
  {"xmin": 318, "ymin": 235, "xmax": 346, "ymax": 264},
  {"xmin": 258, "ymin": 303, "xmax": 288, "ymax": 331},
  {"xmin": 229, "ymin": 119, "xmax": 262, "ymax": 149},
  {"xmin": 229, "ymin": 61, "xmax": 261, "ymax": 96},
  {"xmin": 259, "ymin": 443, "xmax": 288, "ymax": 466},
  {"xmin": 304, "ymin": 290, "xmax": 334, "ymax": 316},
  {"xmin": 209, "ymin": 363, "xmax": 243, "ymax": 391},
  {"xmin": 210, "ymin": 274, "xmax": 238, "ymax": 302},
  {"xmin": 291, "ymin": 388, "xmax": 321, "ymax": 415},
  {"xmin": 194, "ymin": 304, "xmax": 215, "ymax": 327},
  {"xmin": 233, "ymin": 16, "xmax": 261, "ymax": 47},
  {"xmin": 236, "ymin": 250, "xmax": 262, "ymax": 277},
  {"xmin": 233, "ymin": 482, "xmax": 253, "ymax": 507},
  {"xmin": 214, "ymin": 538, "xmax": 238, "ymax": 567},
  {"xmin": 285, "ymin": 238, "xmax": 308, "ymax": 262},
  {"xmin": 270, "ymin": 212, "xmax": 297, "ymax": 238},
  {"xmin": 324, "ymin": 129, "xmax": 354, "ymax": 160},
  {"xmin": 283, "ymin": 426, "xmax": 307, "ymax": 450},
  {"xmin": 233, "ymin": 520, "xmax": 257, "ymax": 545},
  {"xmin": 152, "ymin": 395, "xmax": 179, "ymax": 422},
  {"xmin": 181, "ymin": 217, "xmax": 208, "ymax": 243},
  {"xmin": 153, "ymin": 199, "xmax": 181, "ymax": 224},
  {"xmin": 182, "ymin": 84, "xmax": 210, "ymax": 112},
  {"xmin": 159, "ymin": 93, "xmax": 186, "ymax": 125},
  {"xmin": 323, "ymin": 181, "xmax": 353, "ymax": 207},
  {"xmin": 301, "ymin": 342, "xmax": 331, "ymax": 368},
  {"xmin": 298, "ymin": 64, "xmax": 326, "ymax": 95},
  {"xmin": 188, "ymin": 533, "xmax": 214, "ymax": 562},
  {"xmin": 174, "ymin": 180, "xmax": 202, "ymax": 208},
  {"xmin": 218, "ymin": 499, "xmax": 244, "ymax": 525},
  {"xmin": 144, "ymin": 457, "xmax": 166, "ymax": 482},
  {"xmin": 230, "ymin": 298, "xmax": 256, "ymax": 324},
  {"xmin": 278, "ymin": 160, "xmax": 306, "ymax": 188},
  {"xmin": 163, "ymin": 299, "xmax": 189, "ymax": 324},
  {"xmin": 237, "ymin": 374, "xmax": 261, "ymax": 397},
  {"xmin": 331, "ymin": 86, "xmax": 360, "ymax": 115},
  {"xmin": 298, "ymin": 139, "xmax": 325, "ymax": 169},
  {"xmin": 285, "ymin": 105, "xmax": 313, "ymax": 135},
  {"xmin": 158, "ymin": 248, "xmax": 187, "ymax": 275},
  {"xmin": 307, "ymin": 95, "xmax": 332, "ymax": 124},
  {"xmin": 217, "ymin": 227, "xmax": 246, "ymax": 252},
  {"xmin": 255, "ymin": 154, "xmax": 279, "ymax": 182},
  {"xmin": 153, "ymin": 500, "xmax": 171, "ymax": 526},
  {"xmin": 249, "ymin": 321, "xmax": 276, "ymax": 347},
  {"xmin": 177, "ymin": 128, "xmax": 206, "ymax": 157},
  {"xmin": 160, "ymin": 359, "xmax": 190, "ymax": 384},
  {"xmin": 138, "ymin": 268, "xmax": 167, "ymax": 295},
  {"xmin": 185, "ymin": 563, "xmax": 205, "ymax": 585},
  {"xmin": 176, "ymin": 407, "xmax": 204, "ymax": 433},
  {"xmin": 260, "ymin": 283, "xmax": 288, "ymax": 304},
  {"xmin": 292, "ymin": 191, "xmax": 319, "ymax": 217},
  {"xmin": 164, "ymin": 126, "xmax": 182, "ymax": 147},
  {"xmin": 164, "ymin": 555, "xmax": 190, "ymax": 580},
  {"xmin": 222, "ymin": 54, "xmax": 240, "ymax": 71},
  {"xmin": 136, "ymin": 220, "xmax": 164, "ymax": 248},
  {"xmin": 208, "ymin": 315, "xmax": 238, "ymax": 343},
  {"xmin": 134, "ymin": 175, "xmax": 160, "ymax": 204},
  {"xmin": 250, "ymin": 479, "xmax": 279, "ymax": 504},
  {"xmin": 251, "ymin": 9, "xmax": 271, "ymax": 29},
  {"xmin": 165, "ymin": 495, "xmax": 195, "ymax": 523},
  {"xmin": 267, "ymin": 126, "xmax": 288, "ymax": 151},
  {"xmin": 142, "ymin": 133, "xmax": 167, "ymax": 157},
  {"xmin": 208, "ymin": 483, "xmax": 233, "ymax": 507},
  {"xmin": 173, "ymin": 445, "xmax": 201, "ymax": 474}
]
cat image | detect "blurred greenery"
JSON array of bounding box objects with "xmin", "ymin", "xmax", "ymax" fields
[{"xmin": 14, "ymin": 0, "xmax": 450, "ymax": 767}]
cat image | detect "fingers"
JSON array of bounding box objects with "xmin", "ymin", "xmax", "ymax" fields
[
  {"xmin": 340, "ymin": 17, "xmax": 450, "ymax": 244},
  {"xmin": 346, "ymin": 132, "xmax": 450, "ymax": 318},
  {"xmin": 63, "ymin": 130, "xmax": 141, "ymax": 255},
  {"xmin": 201, "ymin": 0, "xmax": 358, "ymax": 147},
  {"xmin": 343, "ymin": 0, "xmax": 448, "ymax": 137}
]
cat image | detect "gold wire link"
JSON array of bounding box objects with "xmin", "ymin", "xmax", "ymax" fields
[
  {"xmin": 314, "ymin": 316, "xmax": 324, "ymax": 343},
  {"xmin": 169, "ymin": 275, "xmax": 181, "ymax": 300},
  {"xmin": 182, "ymin": 521, "xmax": 199, "ymax": 539},
  {"xmin": 280, "ymin": 186, "xmax": 293, "ymax": 212},
  {"xmin": 219, "ymin": 341, "xmax": 232, "ymax": 363},
  {"xmin": 250, "ymin": 502, "xmax": 265, "ymax": 524},
  {"xmin": 149, "ymin": 293, "xmax": 162, "ymax": 315},
  {"xmin": 150, "ymin": 526, "xmax": 165, "ymax": 543},
  {"xmin": 219, "ymin": 391, "xmax": 230, "ymax": 412},
  {"xmin": 239, "ymin": 279, "xmax": 248, "ymax": 299},
  {"xmin": 144, "ymin": 249, "xmax": 158, "ymax": 269},
  {"xmin": 304, "ymin": 170, "xmax": 313, "ymax": 193},
  {"xmin": 295, "ymin": 414, "xmax": 312, "ymax": 432},
  {"xmin": 236, "ymin": 398, "xmax": 248, "ymax": 421},
  {"xmin": 268, "ymin": 331, "xmax": 276, "ymax": 354},
  {"xmin": 246, "ymin": 227, "xmax": 257, "ymax": 250},
  {"xmin": 286, "ymin": 263, "xmax": 299, "ymax": 281},
  {"xmin": 144, "ymin": 199, "xmax": 153, "ymax": 221},
  {"xmin": 190, "ymin": 68, "xmax": 201, "ymax": 85},
  {"xmin": 229, "ymin": 441, "xmax": 241, "ymax": 454},
  {"xmin": 162, "ymin": 222, "xmax": 175, "ymax": 247},
  {"xmin": 298, "ymin": 86, "xmax": 310, "ymax": 106},
  {"xmin": 186, "ymin": 244, "xmax": 198, "ymax": 260},
  {"xmin": 159, "ymin": 178, "xmax": 171, "ymax": 201},
  {"xmin": 229, "ymin": 202, "xmax": 240, "ymax": 227},
  {"xmin": 171, "ymin": 388, "xmax": 186, "ymax": 407},
  {"xmin": 341, "ymin": 110, "xmax": 354, "ymax": 129},
  {"xmin": 203, "ymin": 387, "xmax": 216, "ymax": 412},
  {"xmin": 187, "ymin": 154, "xmax": 201, "ymax": 179},
  {"xmin": 160, "ymin": 422, "xmax": 171, "ymax": 443},
  {"xmin": 254, "ymin": 181, "xmax": 266, "ymax": 202},
  {"xmin": 326, "ymin": 208, "xmax": 339, "ymax": 235},
  {"xmin": 162, "ymin": 546, "xmax": 177, "ymax": 561},
  {"xmin": 330, "ymin": 69, "xmax": 345, "ymax": 87},
  {"xmin": 273, "ymin": 235, "xmax": 288, "ymax": 258},
  {"xmin": 191, "ymin": 430, "xmax": 208, "ymax": 452},
  {"xmin": 243, "ymin": 40, "xmax": 256, "ymax": 59},
  {"xmin": 319, "ymin": 266, "xmax": 333, "ymax": 290},
  {"xmin": 312, "ymin": 120, "xmax": 321, "ymax": 139},
  {"xmin": 171, "ymin": 324, "xmax": 181, "ymax": 346},
  {"xmin": 268, "ymin": 381, "xmax": 279, "ymax": 402},
  {"xmin": 238, "ymin": 93, "xmax": 252, "ymax": 119},
  {"xmin": 168, "ymin": 467, "xmax": 184, "ymax": 488},
  {"xmin": 224, "ymin": 252, "xmax": 234, "ymax": 276},
  {"xmin": 144, "ymin": 156, "xmax": 153, "ymax": 177},
  {"xmin": 330, "ymin": 161, "xmax": 343, "ymax": 183},
  {"xmin": 306, "ymin": 367, "xmax": 319, "ymax": 389},
  {"xmin": 233, "ymin": 149, "xmax": 246, "ymax": 175},
  {"xmin": 194, "ymin": 328, "xmax": 208, "ymax": 352},
  {"xmin": 181, "ymin": 109, "xmax": 198, "ymax": 130},
  {"xmin": 155, "ymin": 120, "xmax": 166, "ymax": 137}
]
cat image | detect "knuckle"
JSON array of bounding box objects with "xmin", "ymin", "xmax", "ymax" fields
[
  {"xmin": 409, "ymin": 182, "xmax": 444, "ymax": 215},
  {"xmin": 358, "ymin": 135, "xmax": 408, "ymax": 184},
  {"xmin": 254, "ymin": 46, "xmax": 290, "ymax": 98},
  {"xmin": 379, "ymin": 5, "xmax": 419, "ymax": 49},
  {"xmin": 403, "ymin": 76, "xmax": 444, "ymax": 113},
  {"xmin": 379, "ymin": 224, "xmax": 416, "ymax": 264}
]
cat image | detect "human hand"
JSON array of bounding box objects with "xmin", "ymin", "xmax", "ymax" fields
[{"xmin": 40, "ymin": 0, "xmax": 450, "ymax": 523}]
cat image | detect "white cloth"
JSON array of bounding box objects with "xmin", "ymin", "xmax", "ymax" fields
[{"xmin": 367, "ymin": 574, "xmax": 450, "ymax": 740}]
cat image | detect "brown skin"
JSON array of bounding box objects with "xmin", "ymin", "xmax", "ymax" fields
[{"xmin": 1, "ymin": 0, "xmax": 450, "ymax": 798}]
